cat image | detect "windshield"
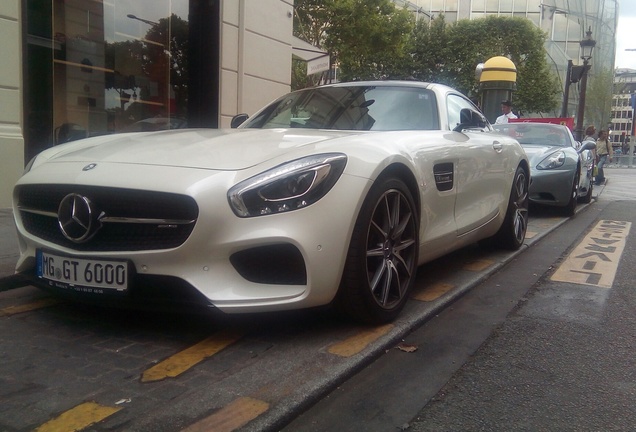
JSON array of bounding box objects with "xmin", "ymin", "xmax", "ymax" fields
[
  {"xmin": 494, "ymin": 124, "xmax": 573, "ymax": 147},
  {"xmin": 242, "ymin": 86, "xmax": 439, "ymax": 131}
]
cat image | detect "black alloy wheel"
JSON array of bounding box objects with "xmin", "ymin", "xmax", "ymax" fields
[{"xmin": 336, "ymin": 177, "xmax": 418, "ymax": 324}]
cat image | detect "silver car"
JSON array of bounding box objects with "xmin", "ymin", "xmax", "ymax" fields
[{"xmin": 494, "ymin": 122, "xmax": 595, "ymax": 215}]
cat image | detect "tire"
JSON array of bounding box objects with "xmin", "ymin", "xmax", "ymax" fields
[
  {"xmin": 579, "ymin": 165, "xmax": 594, "ymax": 204},
  {"xmin": 485, "ymin": 165, "xmax": 529, "ymax": 251},
  {"xmin": 335, "ymin": 177, "xmax": 419, "ymax": 324},
  {"xmin": 563, "ymin": 169, "xmax": 580, "ymax": 216},
  {"xmin": 579, "ymin": 180, "xmax": 593, "ymax": 204}
]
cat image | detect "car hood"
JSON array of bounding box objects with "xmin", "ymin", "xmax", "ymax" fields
[
  {"xmin": 35, "ymin": 128, "xmax": 357, "ymax": 171},
  {"xmin": 522, "ymin": 144, "xmax": 571, "ymax": 164}
]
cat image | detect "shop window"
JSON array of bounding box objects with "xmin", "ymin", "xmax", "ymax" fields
[
  {"xmin": 49, "ymin": 0, "xmax": 189, "ymax": 140},
  {"xmin": 25, "ymin": 0, "xmax": 219, "ymax": 160}
]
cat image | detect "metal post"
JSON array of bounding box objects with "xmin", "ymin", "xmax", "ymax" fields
[
  {"xmin": 561, "ymin": 60, "xmax": 572, "ymax": 118},
  {"xmin": 574, "ymin": 60, "xmax": 590, "ymax": 142}
]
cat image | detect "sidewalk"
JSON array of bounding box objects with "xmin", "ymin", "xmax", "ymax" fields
[{"xmin": 0, "ymin": 209, "xmax": 19, "ymax": 281}]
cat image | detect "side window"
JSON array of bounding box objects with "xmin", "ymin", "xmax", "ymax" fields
[{"xmin": 446, "ymin": 94, "xmax": 479, "ymax": 130}]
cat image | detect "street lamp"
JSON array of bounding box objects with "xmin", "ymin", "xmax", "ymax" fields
[
  {"xmin": 127, "ymin": 14, "xmax": 158, "ymax": 26},
  {"xmin": 574, "ymin": 27, "xmax": 596, "ymax": 141}
]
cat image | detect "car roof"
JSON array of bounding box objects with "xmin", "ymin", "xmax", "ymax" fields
[{"xmin": 303, "ymin": 80, "xmax": 445, "ymax": 92}]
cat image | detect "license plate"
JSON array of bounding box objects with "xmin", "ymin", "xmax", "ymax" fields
[{"xmin": 37, "ymin": 250, "xmax": 128, "ymax": 293}]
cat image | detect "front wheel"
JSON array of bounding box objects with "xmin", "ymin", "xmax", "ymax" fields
[
  {"xmin": 579, "ymin": 181, "xmax": 593, "ymax": 204},
  {"xmin": 563, "ymin": 169, "xmax": 580, "ymax": 216},
  {"xmin": 335, "ymin": 177, "xmax": 419, "ymax": 324},
  {"xmin": 579, "ymin": 167, "xmax": 594, "ymax": 204}
]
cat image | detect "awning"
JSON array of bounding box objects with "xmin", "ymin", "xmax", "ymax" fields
[{"xmin": 292, "ymin": 36, "xmax": 330, "ymax": 75}]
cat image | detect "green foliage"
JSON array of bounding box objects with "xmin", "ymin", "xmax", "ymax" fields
[
  {"xmin": 293, "ymin": 0, "xmax": 414, "ymax": 86},
  {"xmin": 292, "ymin": 5, "xmax": 560, "ymax": 116},
  {"xmin": 409, "ymin": 16, "xmax": 560, "ymax": 114},
  {"xmin": 584, "ymin": 67, "xmax": 616, "ymax": 130}
]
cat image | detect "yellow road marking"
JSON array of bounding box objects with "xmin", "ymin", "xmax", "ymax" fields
[
  {"xmin": 551, "ymin": 220, "xmax": 631, "ymax": 288},
  {"xmin": 35, "ymin": 401, "xmax": 121, "ymax": 432},
  {"xmin": 411, "ymin": 282, "xmax": 454, "ymax": 302},
  {"xmin": 141, "ymin": 329, "xmax": 244, "ymax": 382},
  {"xmin": 0, "ymin": 298, "xmax": 61, "ymax": 317},
  {"xmin": 463, "ymin": 259, "xmax": 494, "ymax": 272},
  {"xmin": 181, "ymin": 397, "xmax": 269, "ymax": 432},
  {"xmin": 327, "ymin": 323, "xmax": 393, "ymax": 357}
]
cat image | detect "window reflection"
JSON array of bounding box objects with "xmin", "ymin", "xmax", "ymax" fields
[{"xmin": 52, "ymin": 0, "xmax": 189, "ymax": 143}]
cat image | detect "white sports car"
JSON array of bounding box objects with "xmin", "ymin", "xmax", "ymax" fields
[{"xmin": 13, "ymin": 81, "xmax": 529, "ymax": 323}]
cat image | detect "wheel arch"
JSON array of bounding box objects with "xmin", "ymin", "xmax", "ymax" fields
[{"xmin": 374, "ymin": 163, "xmax": 421, "ymax": 216}]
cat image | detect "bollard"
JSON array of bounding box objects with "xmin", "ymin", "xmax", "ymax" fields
[{"xmin": 478, "ymin": 56, "xmax": 517, "ymax": 124}]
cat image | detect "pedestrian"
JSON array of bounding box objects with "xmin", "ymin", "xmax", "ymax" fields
[
  {"xmin": 582, "ymin": 125, "xmax": 596, "ymax": 145},
  {"xmin": 495, "ymin": 100, "xmax": 518, "ymax": 124},
  {"xmin": 595, "ymin": 129, "xmax": 612, "ymax": 185}
]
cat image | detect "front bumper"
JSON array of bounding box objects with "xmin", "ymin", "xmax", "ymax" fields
[{"xmin": 14, "ymin": 169, "xmax": 371, "ymax": 314}]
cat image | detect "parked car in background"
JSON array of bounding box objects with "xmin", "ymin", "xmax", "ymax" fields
[
  {"xmin": 13, "ymin": 81, "xmax": 529, "ymax": 324},
  {"xmin": 494, "ymin": 122, "xmax": 595, "ymax": 216}
]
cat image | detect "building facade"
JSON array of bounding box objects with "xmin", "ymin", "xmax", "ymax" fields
[
  {"xmin": 0, "ymin": 0, "xmax": 295, "ymax": 208},
  {"xmin": 397, "ymin": 0, "xmax": 618, "ymax": 120},
  {"xmin": 611, "ymin": 68, "xmax": 636, "ymax": 151}
]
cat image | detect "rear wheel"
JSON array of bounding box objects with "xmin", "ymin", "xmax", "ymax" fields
[
  {"xmin": 335, "ymin": 177, "xmax": 418, "ymax": 324},
  {"xmin": 484, "ymin": 165, "xmax": 529, "ymax": 250}
]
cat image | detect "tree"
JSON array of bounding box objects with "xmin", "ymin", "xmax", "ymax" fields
[
  {"xmin": 583, "ymin": 67, "xmax": 616, "ymax": 132},
  {"xmin": 293, "ymin": 0, "xmax": 414, "ymax": 87},
  {"xmin": 409, "ymin": 16, "xmax": 560, "ymax": 114}
]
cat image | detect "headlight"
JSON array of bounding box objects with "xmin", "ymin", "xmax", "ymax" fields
[
  {"xmin": 228, "ymin": 153, "xmax": 347, "ymax": 217},
  {"xmin": 536, "ymin": 151, "xmax": 565, "ymax": 170}
]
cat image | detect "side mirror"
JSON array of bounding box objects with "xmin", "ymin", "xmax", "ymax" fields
[
  {"xmin": 231, "ymin": 113, "xmax": 249, "ymax": 128},
  {"xmin": 578, "ymin": 140, "xmax": 596, "ymax": 153},
  {"xmin": 453, "ymin": 108, "xmax": 486, "ymax": 132}
]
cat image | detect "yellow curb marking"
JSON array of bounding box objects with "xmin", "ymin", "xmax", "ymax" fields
[
  {"xmin": 327, "ymin": 323, "xmax": 393, "ymax": 357},
  {"xmin": 525, "ymin": 230, "xmax": 538, "ymax": 239},
  {"xmin": 141, "ymin": 329, "xmax": 244, "ymax": 382},
  {"xmin": 35, "ymin": 401, "xmax": 121, "ymax": 432},
  {"xmin": 411, "ymin": 282, "xmax": 454, "ymax": 302},
  {"xmin": 182, "ymin": 397, "xmax": 269, "ymax": 432},
  {"xmin": 0, "ymin": 298, "xmax": 61, "ymax": 317},
  {"xmin": 551, "ymin": 220, "xmax": 631, "ymax": 288},
  {"xmin": 463, "ymin": 259, "xmax": 494, "ymax": 272},
  {"xmin": 534, "ymin": 218, "xmax": 562, "ymax": 228}
]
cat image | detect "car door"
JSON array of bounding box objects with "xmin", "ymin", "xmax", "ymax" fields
[{"xmin": 446, "ymin": 93, "xmax": 508, "ymax": 236}]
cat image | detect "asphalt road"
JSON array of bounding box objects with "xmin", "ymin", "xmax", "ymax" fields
[{"xmin": 283, "ymin": 170, "xmax": 636, "ymax": 431}]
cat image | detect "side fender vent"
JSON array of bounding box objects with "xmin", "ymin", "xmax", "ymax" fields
[{"xmin": 433, "ymin": 163, "xmax": 454, "ymax": 192}]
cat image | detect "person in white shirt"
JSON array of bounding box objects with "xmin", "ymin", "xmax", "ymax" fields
[{"xmin": 495, "ymin": 100, "xmax": 518, "ymax": 124}]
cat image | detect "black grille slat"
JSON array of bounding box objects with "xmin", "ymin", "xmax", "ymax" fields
[{"xmin": 17, "ymin": 185, "xmax": 199, "ymax": 252}]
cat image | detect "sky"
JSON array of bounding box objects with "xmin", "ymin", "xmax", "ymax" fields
[{"xmin": 615, "ymin": 1, "xmax": 636, "ymax": 69}]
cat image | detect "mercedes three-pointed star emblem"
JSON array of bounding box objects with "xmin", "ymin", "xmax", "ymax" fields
[{"xmin": 57, "ymin": 193, "xmax": 97, "ymax": 243}]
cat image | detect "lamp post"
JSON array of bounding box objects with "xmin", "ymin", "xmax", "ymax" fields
[
  {"xmin": 127, "ymin": 14, "xmax": 158, "ymax": 26},
  {"xmin": 574, "ymin": 27, "xmax": 596, "ymax": 141}
]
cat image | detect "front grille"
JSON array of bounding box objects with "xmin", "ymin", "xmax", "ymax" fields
[{"xmin": 17, "ymin": 184, "xmax": 198, "ymax": 251}]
